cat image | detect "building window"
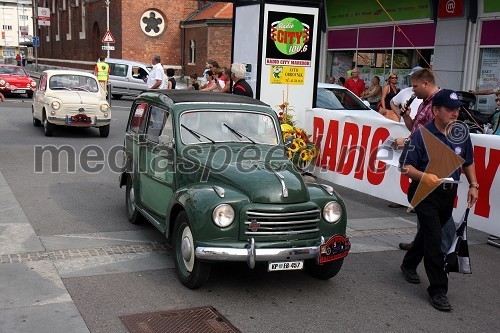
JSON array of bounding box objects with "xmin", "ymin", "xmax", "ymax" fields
[
  {"xmin": 2, "ymin": 25, "xmax": 13, "ymax": 31},
  {"xmin": 19, "ymin": 15, "xmax": 29, "ymax": 21},
  {"xmin": 2, "ymin": 49, "xmax": 16, "ymax": 58},
  {"xmin": 140, "ymin": 9, "xmax": 166, "ymax": 37},
  {"xmin": 189, "ymin": 40, "xmax": 196, "ymax": 64}
]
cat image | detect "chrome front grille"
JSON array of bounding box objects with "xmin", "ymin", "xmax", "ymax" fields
[{"xmin": 244, "ymin": 209, "xmax": 320, "ymax": 236}]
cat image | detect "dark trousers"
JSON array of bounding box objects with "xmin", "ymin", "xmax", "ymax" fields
[{"xmin": 403, "ymin": 182, "xmax": 457, "ymax": 297}]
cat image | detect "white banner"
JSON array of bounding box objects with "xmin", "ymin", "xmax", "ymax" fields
[{"xmin": 307, "ymin": 108, "xmax": 500, "ymax": 237}]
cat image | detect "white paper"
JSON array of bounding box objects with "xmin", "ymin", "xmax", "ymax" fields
[
  {"xmin": 376, "ymin": 136, "xmax": 402, "ymax": 168},
  {"xmin": 441, "ymin": 177, "xmax": 462, "ymax": 184}
]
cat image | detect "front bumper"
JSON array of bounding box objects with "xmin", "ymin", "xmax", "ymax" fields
[
  {"xmin": 48, "ymin": 115, "xmax": 111, "ymax": 126},
  {"xmin": 196, "ymin": 237, "xmax": 324, "ymax": 269}
]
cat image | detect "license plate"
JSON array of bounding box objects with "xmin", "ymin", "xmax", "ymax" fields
[
  {"xmin": 268, "ymin": 261, "xmax": 304, "ymax": 271},
  {"xmin": 13, "ymin": 89, "xmax": 26, "ymax": 93},
  {"xmin": 69, "ymin": 114, "xmax": 92, "ymax": 124}
]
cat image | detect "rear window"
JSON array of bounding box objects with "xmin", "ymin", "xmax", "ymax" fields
[{"xmin": 129, "ymin": 103, "xmax": 148, "ymax": 134}]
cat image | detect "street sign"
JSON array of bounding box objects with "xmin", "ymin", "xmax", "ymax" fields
[
  {"xmin": 102, "ymin": 45, "xmax": 115, "ymax": 51},
  {"xmin": 33, "ymin": 37, "xmax": 40, "ymax": 47},
  {"xmin": 101, "ymin": 30, "xmax": 115, "ymax": 43},
  {"xmin": 37, "ymin": 7, "xmax": 51, "ymax": 27}
]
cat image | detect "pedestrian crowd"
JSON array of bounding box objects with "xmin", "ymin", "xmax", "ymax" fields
[{"xmin": 140, "ymin": 56, "xmax": 254, "ymax": 98}]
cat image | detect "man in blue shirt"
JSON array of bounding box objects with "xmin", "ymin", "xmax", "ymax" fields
[{"xmin": 399, "ymin": 89, "xmax": 479, "ymax": 311}]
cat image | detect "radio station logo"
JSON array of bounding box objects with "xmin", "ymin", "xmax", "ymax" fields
[
  {"xmin": 270, "ymin": 17, "xmax": 310, "ymax": 56},
  {"xmin": 265, "ymin": 11, "xmax": 315, "ymax": 67}
]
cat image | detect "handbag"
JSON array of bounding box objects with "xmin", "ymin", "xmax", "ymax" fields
[{"xmin": 445, "ymin": 208, "xmax": 472, "ymax": 274}]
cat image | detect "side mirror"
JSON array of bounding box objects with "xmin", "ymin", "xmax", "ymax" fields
[{"xmin": 363, "ymin": 100, "xmax": 370, "ymax": 108}]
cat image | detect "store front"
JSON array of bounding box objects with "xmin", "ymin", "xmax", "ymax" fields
[
  {"xmin": 475, "ymin": 0, "xmax": 500, "ymax": 112},
  {"xmin": 324, "ymin": 0, "xmax": 434, "ymax": 89}
]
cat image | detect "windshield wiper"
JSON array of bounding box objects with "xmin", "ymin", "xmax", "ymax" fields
[
  {"xmin": 52, "ymin": 86, "xmax": 72, "ymax": 90},
  {"xmin": 181, "ymin": 124, "xmax": 215, "ymax": 144},
  {"xmin": 223, "ymin": 123, "xmax": 256, "ymax": 144}
]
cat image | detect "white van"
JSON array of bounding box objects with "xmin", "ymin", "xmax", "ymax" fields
[{"xmin": 105, "ymin": 58, "xmax": 152, "ymax": 99}]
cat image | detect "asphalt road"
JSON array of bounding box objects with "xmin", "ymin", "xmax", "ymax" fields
[{"xmin": 0, "ymin": 95, "xmax": 498, "ymax": 333}]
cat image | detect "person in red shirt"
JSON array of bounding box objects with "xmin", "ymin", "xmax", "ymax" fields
[{"xmin": 344, "ymin": 68, "xmax": 365, "ymax": 98}]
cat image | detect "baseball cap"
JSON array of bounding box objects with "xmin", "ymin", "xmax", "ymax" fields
[
  {"xmin": 432, "ymin": 89, "xmax": 464, "ymax": 109},
  {"xmin": 408, "ymin": 66, "xmax": 423, "ymax": 76}
]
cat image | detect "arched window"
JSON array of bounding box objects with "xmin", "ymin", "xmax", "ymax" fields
[{"xmin": 189, "ymin": 40, "xmax": 196, "ymax": 64}]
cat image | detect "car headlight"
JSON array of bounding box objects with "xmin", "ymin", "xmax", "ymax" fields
[
  {"xmin": 51, "ymin": 101, "xmax": 61, "ymax": 110},
  {"xmin": 100, "ymin": 104, "xmax": 109, "ymax": 112},
  {"xmin": 0, "ymin": 80, "xmax": 5, "ymax": 86},
  {"xmin": 30, "ymin": 81, "xmax": 37, "ymax": 87},
  {"xmin": 323, "ymin": 201, "xmax": 342, "ymax": 223},
  {"xmin": 212, "ymin": 204, "xmax": 235, "ymax": 228}
]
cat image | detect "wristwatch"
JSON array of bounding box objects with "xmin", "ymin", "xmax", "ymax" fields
[{"xmin": 469, "ymin": 183, "xmax": 479, "ymax": 189}]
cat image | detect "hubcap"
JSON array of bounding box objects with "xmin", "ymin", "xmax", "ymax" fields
[
  {"xmin": 180, "ymin": 226, "xmax": 194, "ymax": 272},
  {"xmin": 181, "ymin": 237, "xmax": 192, "ymax": 262},
  {"xmin": 127, "ymin": 185, "xmax": 135, "ymax": 214}
]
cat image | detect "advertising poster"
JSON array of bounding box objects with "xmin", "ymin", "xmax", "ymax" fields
[
  {"xmin": 260, "ymin": 4, "xmax": 319, "ymax": 127},
  {"xmin": 477, "ymin": 48, "xmax": 500, "ymax": 112},
  {"xmin": 265, "ymin": 11, "xmax": 315, "ymax": 67}
]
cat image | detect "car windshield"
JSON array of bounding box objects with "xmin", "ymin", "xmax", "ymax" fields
[
  {"xmin": 180, "ymin": 110, "xmax": 279, "ymax": 145},
  {"xmin": 316, "ymin": 87, "xmax": 370, "ymax": 110},
  {"xmin": 49, "ymin": 74, "xmax": 99, "ymax": 92},
  {"xmin": 0, "ymin": 66, "xmax": 27, "ymax": 76}
]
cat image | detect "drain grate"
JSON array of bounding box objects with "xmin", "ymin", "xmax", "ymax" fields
[{"xmin": 120, "ymin": 306, "xmax": 241, "ymax": 333}]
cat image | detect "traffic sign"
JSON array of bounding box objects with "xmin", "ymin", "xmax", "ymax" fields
[
  {"xmin": 102, "ymin": 45, "xmax": 115, "ymax": 51},
  {"xmin": 33, "ymin": 37, "xmax": 40, "ymax": 47},
  {"xmin": 101, "ymin": 30, "xmax": 115, "ymax": 43}
]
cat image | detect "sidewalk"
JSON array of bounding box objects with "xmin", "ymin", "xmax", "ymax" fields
[{"xmin": 0, "ymin": 171, "xmax": 90, "ymax": 332}]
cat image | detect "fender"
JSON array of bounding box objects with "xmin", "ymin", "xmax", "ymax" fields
[{"xmin": 165, "ymin": 183, "xmax": 251, "ymax": 243}]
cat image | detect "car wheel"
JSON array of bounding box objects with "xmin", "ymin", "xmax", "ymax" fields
[
  {"xmin": 125, "ymin": 175, "xmax": 143, "ymax": 224},
  {"xmin": 173, "ymin": 212, "xmax": 211, "ymax": 289},
  {"xmin": 99, "ymin": 125, "xmax": 110, "ymax": 138},
  {"xmin": 32, "ymin": 109, "xmax": 41, "ymax": 127},
  {"xmin": 305, "ymin": 258, "xmax": 344, "ymax": 280},
  {"xmin": 27, "ymin": 91, "xmax": 33, "ymax": 99},
  {"xmin": 43, "ymin": 114, "xmax": 54, "ymax": 137},
  {"xmin": 112, "ymin": 94, "xmax": 122, "ymax": 100}
]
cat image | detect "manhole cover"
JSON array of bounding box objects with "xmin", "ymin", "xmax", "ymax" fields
[{"xmin": 120, "ymin": 306, "xmax": 241, "ymax": 333}]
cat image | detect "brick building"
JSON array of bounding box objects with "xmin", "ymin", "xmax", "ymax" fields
[
  {"xmin": 37, "ymin": 0, "xmax": 233, "ymax": 75},
  {"xmin": 181, "ymin": 2, "xmax": 233, "ymax": 76}
]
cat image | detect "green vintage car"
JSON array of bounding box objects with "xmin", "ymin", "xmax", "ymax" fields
[{"xmin": 120, "ymin": 90, "xmax": 350, "ymax": 289}]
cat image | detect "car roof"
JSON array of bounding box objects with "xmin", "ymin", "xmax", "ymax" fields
[
  {"xmin": 105, "ymin": 58, "xmax": 150, "ymax": 67},
  {"xmin": 317, "ymin": 82, "xmax": 347, "ymax": 89},
  {"xmin": 43, "ymin": 69, "xmax": 95, "ymax": 76},
  {"xmin": 142, "ymin": 90, "xmax": 269, "ymax": 107}
]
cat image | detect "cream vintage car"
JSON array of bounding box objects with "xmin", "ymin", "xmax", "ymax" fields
[{"xmin": 32, "ymin": 70, "xmax": 111, "ymax": 137}]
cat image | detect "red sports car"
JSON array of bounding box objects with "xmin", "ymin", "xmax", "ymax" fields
[{"xmin": 0, "ymin": 65, "xmax": 37, "ymax": 98}]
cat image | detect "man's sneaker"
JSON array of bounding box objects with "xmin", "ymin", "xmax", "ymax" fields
[
  {"xmin": 429, "ymin": 294, "xmax": 452, "ymax": 311},
  {"xmin": 400, "ymin": 264, "xmax": 420, "ymax": 284},
  {"xmin": 399, "ymin": 242, "xmax": 413, "ymax": 250}
]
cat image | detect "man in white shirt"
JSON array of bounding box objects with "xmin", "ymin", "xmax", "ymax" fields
[{"xmin": 147, "ymin": 54, "xmax": 166, "ymax": 89}]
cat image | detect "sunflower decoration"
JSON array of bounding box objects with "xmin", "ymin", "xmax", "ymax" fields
[{"xmin": 276, "ymin": 97, "xmax": 319, "ymax": 170}]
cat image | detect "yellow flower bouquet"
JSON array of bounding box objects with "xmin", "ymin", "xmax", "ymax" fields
[{"xmin": 277, "ymin": 101, "xmax": 319, "ymax": 170}]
